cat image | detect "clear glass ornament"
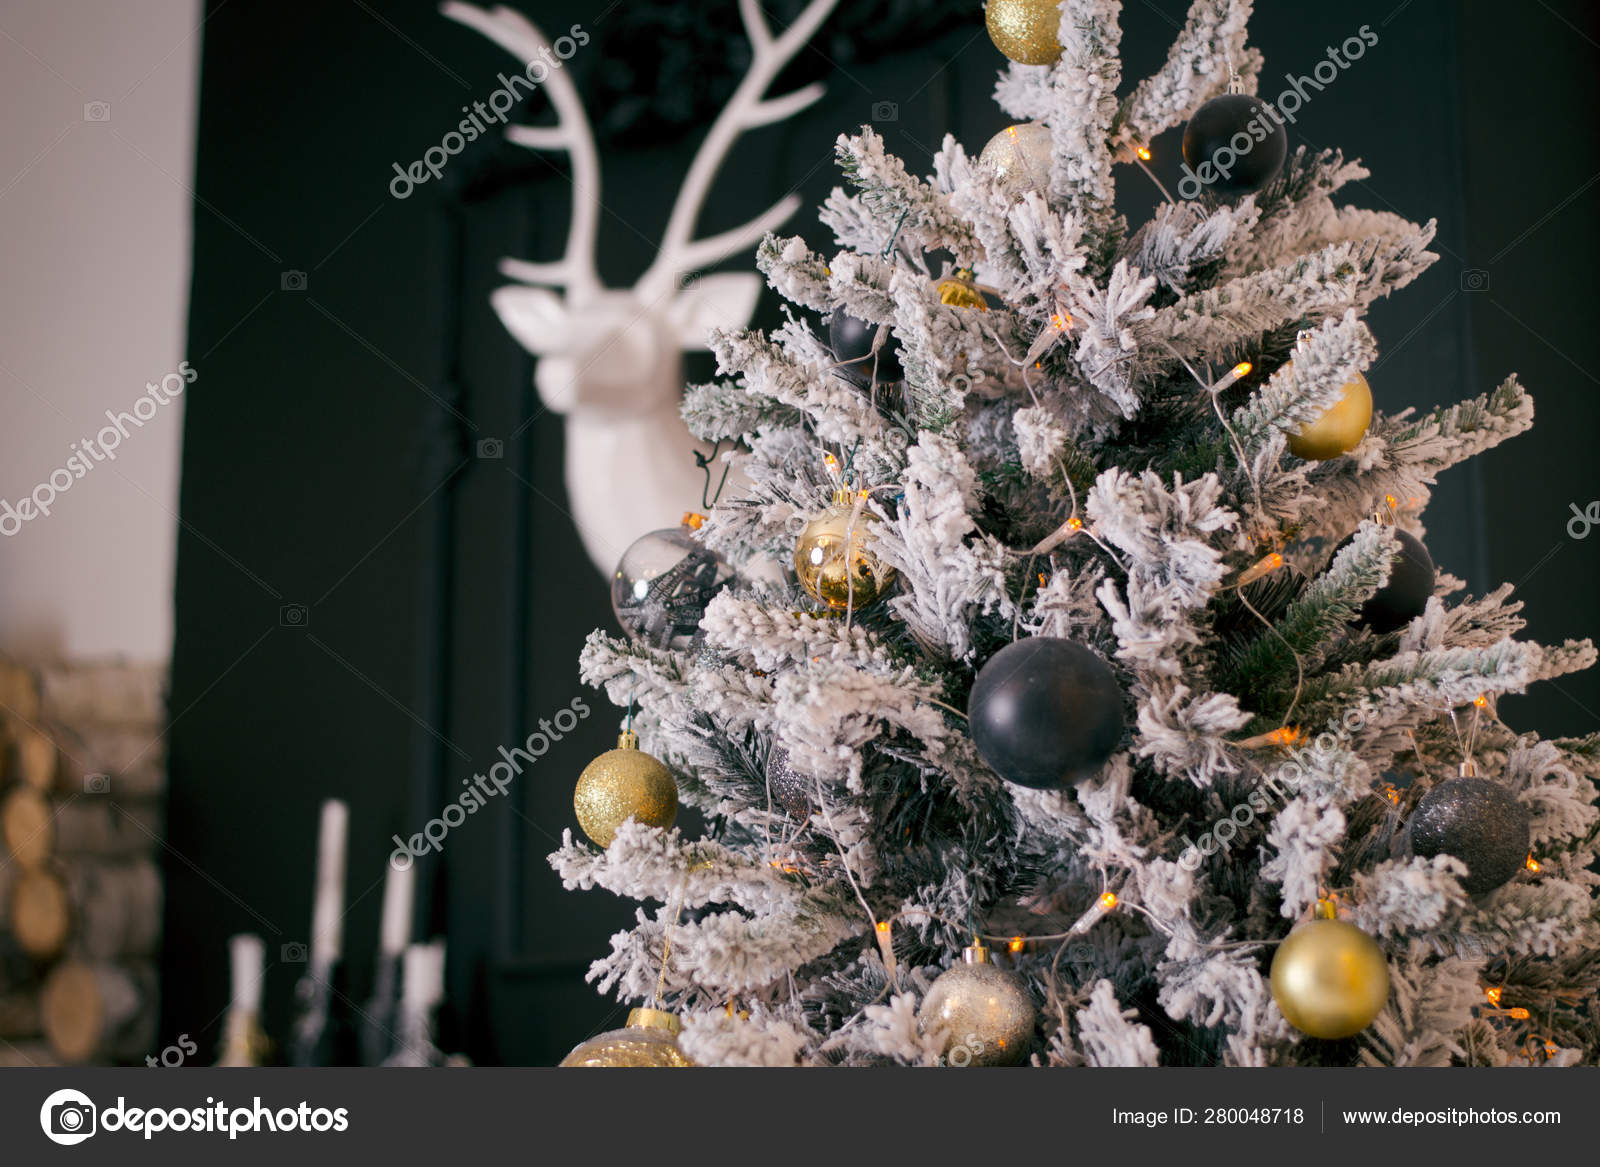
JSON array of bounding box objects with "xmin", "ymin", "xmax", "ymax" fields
[{"xmin": 611, "ymin": 523, "xmax": 734, "ymax": 650}]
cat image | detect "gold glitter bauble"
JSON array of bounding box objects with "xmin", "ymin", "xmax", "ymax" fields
[
  {"xmin": 559, "ymin": 1007, "xmax": 695, "ymax": 1067},
  {"xmin": 985, "ymin": 0, "xmax": 1064, "ymax": 66},
  {"xmin": 1285, "ymin": 369, "xmax": 1372, "ymax": 460},
  {"xmin": 918, "ymin": 944, "xmax": 1036, "ymax": 1066},
  {"xmin": 977, "ymin": 122, "xmax": 1053, "ymax": 198},
  {"xmin": 793, "ymin": 491, "xmax": 895, "ymax": 612},
  {"xmin": 574, "ymin": 731, "xmax": 678, "ymax": 848},
  {"xmin": 1270, "ymin": 918, "xmax": 1390, "ymax": 1039},
  {"xmin": 936, "ymin": 270, "xmax": 988, "ymax": 311}
]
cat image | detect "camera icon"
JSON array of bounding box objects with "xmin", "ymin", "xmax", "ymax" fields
[
  {"xmin": 40, "ymin": 1089, "xmax": 97, "ymax": 1145},
  {"xmin": 281, "ymin": 941, "xmax": 308, "ymax": 962},
  {"xmin": 1460, "ymin": 268, "xmax": 1490, "ymax": 292},
  {"xmin": 83, "ymin": 772, "xmax": 111, "ymax": 794},
  {"xmin": 677, "ymin": 270, "xmax": 701, "ymax": 291},
  {"xmin": 476, "ymin": 437, "xmax": 503, "ymax": 459},
  {"xmin": 871, "ymin": 101, "xmax": 898, "ymax": 122},
  {"xmin": 279, "ymin": 603, "xmax": 309, "ymax": 628},
  {"xmin": 281, "ymin": 270, "xmax": 308, "ymax": 292},
  {"xmin": 83, "ymin": 101, "xmax": 111, "ymax": 122}
]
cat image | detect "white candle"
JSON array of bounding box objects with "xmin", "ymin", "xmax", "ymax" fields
[
  {"xmin": 229, "ymin": 934, "xmax": 264, "ymax": 1014},
  {"xmin": 309, "ymin": 799, "xmax": 348, "ymax": 972},
  {"xmin": 401, "ymin": 940, "xmax": 446, "ymax": 1010},
  {"xmin": 378, "ymin": 860, "xmax": 415, "ymax": 957}
]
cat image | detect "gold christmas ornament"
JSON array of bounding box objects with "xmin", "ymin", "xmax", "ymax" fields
[
  {"xmin": 985, "ymin": 0, "xmax": 1064, "ymax": 66},
  {"xmin": 977, "ymin": 122, "xmax": 1053, "ymax": 198},
  {"xmin": 559, "ymin": 1007, "xmax": 695, "ymax": 1067},
  {"xmin": 574, "ymin": 730, "xmax": 678, "ymax": 848},
  {"xmin": 918, "ymin": 943, "xmax": 1036, "ymax": 1066},
  {"xmin": 793, "ymin": 489, "xmax": 896, "ymax": 612},
  {"xmin": 936, "ymin": 269, "xmax": 988, "ymax": 311},
  {"xmin": 1270, "ymin": 917, "xmax": 1390, "ymax": 1039},
  {"xmin": 1285, "ymin": 369, "xmax": 1373, "ymax": 460}
]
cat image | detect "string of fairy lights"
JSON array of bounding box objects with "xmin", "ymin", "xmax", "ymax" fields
[{"xmin": 555, "ymin": 0, "xmax": 1563, "ymax": 1066}]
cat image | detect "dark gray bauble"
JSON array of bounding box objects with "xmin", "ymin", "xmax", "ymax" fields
[
  {"xmin": 828, "ymin": 311, "xmax": 903, "ymax": 388},
  {"xmin": 1334, "ymin": 528, "xmax": 1436, "ymax": 633},
  {"xmin": 967, "ymin": 638, "xmax": 1124, "ymax": 789},
  {"xmin": 1181, "ymin": 93, "xmax": 1287, "ymax": 197},
  {"xmin": 1408, "ymin": 777, "xmax": 1530, "ymax": 894}
]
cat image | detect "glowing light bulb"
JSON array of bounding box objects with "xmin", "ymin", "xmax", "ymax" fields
[
  {"xmin": 1136, "ymin": 146, "xmax": 1152, "ymax": 161},
  {"xmin": 1099, "ymin": 892, "xmax": 1118, "ymax": 910}
]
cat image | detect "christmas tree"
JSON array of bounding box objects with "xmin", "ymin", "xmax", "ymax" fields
[{"xmin": 552, "ymin": 0, "xmax": 1600, "ymax": 1066}]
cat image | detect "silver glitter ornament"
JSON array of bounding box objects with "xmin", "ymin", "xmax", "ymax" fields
[
  {"xmin": 1407, "ymin": 772, "xmax": 1530, "ymax": 894},
  {"xmin": 765, "ymin": 742, "xmax": 811, "ymax": 821}
]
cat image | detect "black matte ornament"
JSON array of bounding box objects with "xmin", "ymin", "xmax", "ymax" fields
[
  {"xmin": 829, "ymin": 311, "xmax": 903, "ymax": 388},
  {"xmin": 1335, "ymin": 528, "xmax": 1436, "ymax": 633},
  {"xmin": 967, "ymin": 638, "xmax": 1124, "ymax": 789},
  {"xmin": 1180, "ymin": 93, "xmax": 1287, "ymax": 197},
  {"xmin": 1408, "ymin": 777, "xmax": 1530, "ymax": 894}
]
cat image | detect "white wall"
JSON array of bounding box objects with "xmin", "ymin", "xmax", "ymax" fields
[{"xmin": 0, "ymin": 0, "xmax": 201, "ymax": 660}]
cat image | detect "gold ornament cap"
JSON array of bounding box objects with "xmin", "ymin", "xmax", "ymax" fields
[
  {"xmin": 626, "ymin": 1007, "xmax": 681, "ymax": 1034},
  {"xmin": 617, "ymin": 729, "xmax": 640, "ymax": 750},
  {"xmin": 962, "ymin": 942, "xmax": 992, "ymax": 965}
]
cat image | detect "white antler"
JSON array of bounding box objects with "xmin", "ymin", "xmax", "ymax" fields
[
  {"xmin": 447, "ymin": 2, "xmax": 839, "ymax": 573},
  {"xmin": 441, "ymin": 3, "xmax": 601, "ymax": 299},
  {"xmin": 635, "ymin": 0, "xmax": 840, "ymax": 296}
]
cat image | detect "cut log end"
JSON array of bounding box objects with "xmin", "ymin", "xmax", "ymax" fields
[
  {"xmin": 10, "ymin": 867, "xmax": 71, "ymax": 958},
  {"xmin": 1, "ymin": 785, "xmax": 53, "ymax": 867}
]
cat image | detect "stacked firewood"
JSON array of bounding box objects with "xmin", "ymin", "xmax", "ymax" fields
[{"xmin": 0, "ymin": 657, "xmax": 166, "ymax": 1065}]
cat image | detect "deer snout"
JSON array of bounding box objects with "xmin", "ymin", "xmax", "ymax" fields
[{"xmin": 555, "ymin": 311, "xmax": 680, "ymax": 415}]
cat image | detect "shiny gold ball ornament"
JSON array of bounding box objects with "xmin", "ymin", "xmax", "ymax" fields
[
  {"xmin": 918, "ymin": 943, "xmax": 1037, "ymax": 1066},
  {"xmin": 559, "ymin": 1007, "xmax": 695, "ymax": 1067},
  {"xmin": 977, "ymin": 122, "xmax": 1054, "ymax": 198},
  {"xmin": 1285, "ymin": 369, "xmax": 1373, "ymax": 461},
  {"xmin": 573, "ymin": 730, "xmax": 678, "ymax": 848},
  {"xmin": 985, "ymin": 0, "xmax": 1064, "ymax": 66},
  {"xmin": 793, "ymin": 489, "xmax": 895, "ymax": 612},
  {"xmin": 1270, "ymin": 917, "xmax": 1390, "ymax": 1039}
]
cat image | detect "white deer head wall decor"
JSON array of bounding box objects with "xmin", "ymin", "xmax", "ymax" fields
[{"xmin": 443, "ymin": 0, "xmax": 841, "ymax": 573}]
